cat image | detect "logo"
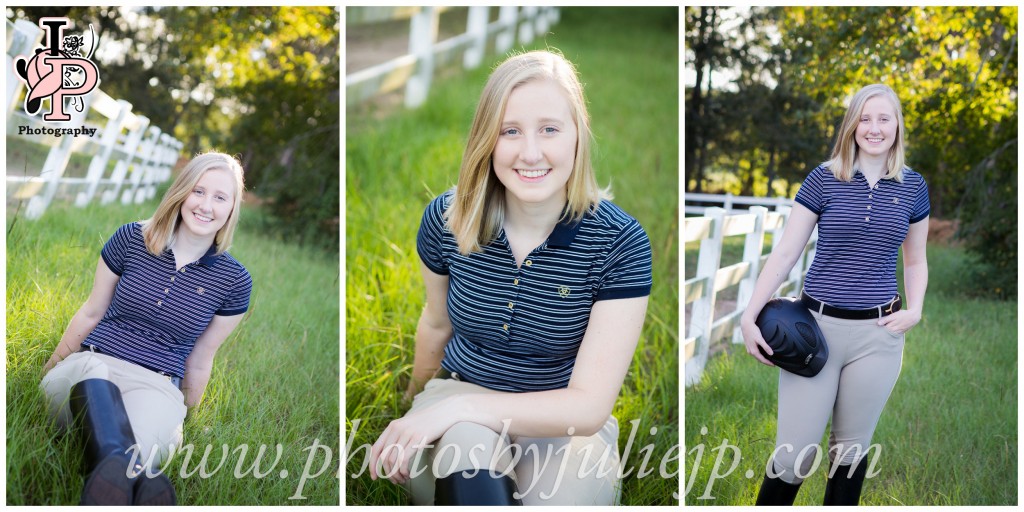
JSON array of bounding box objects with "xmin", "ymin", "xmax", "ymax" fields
[
  {"xmin": 557, "ymin": 285, "xmax": 570, "ymax": 298},
  {"xmin": 13, "ymin": 17, "xmax": 100, "ymax": 122}
]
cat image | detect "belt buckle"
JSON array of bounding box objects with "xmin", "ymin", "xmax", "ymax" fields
[{"xmin": 883, "ymin": 296, "xmax": 899, "ymax": 314}]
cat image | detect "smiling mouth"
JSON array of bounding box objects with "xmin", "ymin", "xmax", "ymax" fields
[
  {"xmin": 516, "ymin": 168, "xmax": 550, "ymax": 178},
  {"xmin": 193, "ymin": 212, "xmax": 213, "ymax": 223},
  {"xmin": 866, "ymin": 138, "xmax": 884, "ymax": 143}
]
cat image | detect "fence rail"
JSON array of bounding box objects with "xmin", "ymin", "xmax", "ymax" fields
[
  {"xmin": 684, "ymin": 198, "xmax": 818, "ymax": 387},
  {"xmin": 346, "ymin": 6, "xmax": 559, "ymax": 108},
  {"xmin": 6, "ymin": 18, "xmax": 182, "ymax": 219}
]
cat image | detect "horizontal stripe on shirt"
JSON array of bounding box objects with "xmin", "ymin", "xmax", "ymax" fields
[
  {"xmin": 417, "ymin": 191, "xmax": 652, "ymax": 392},
  {"xmin": 794, "ymin": 165, "xmax": 929, "ymax": 309},
  {"xmin": 84, "ymin": 222, "xmax": 252, "ymax": 378}
]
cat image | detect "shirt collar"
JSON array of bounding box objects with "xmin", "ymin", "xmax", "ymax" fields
[
  {"xmin": 197, "ymin": 244, "xmax": 220, "ymax": 265},
  {"xmin": 547, "ymin": 215, "xmax": 583, "ymax": 248},
  {"xmin": 168, "ymin": 244, "xmax": 220, "ymax": 266}
]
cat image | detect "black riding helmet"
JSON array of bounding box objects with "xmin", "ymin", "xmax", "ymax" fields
[{"xmin": 755, "ymin": 297, "xmax": 829, "ymax": 377}]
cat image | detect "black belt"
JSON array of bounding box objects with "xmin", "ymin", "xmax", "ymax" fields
[
  {"xmin": 801, "ymin": 292, "xmax": 901, "ymax": 320},
  {"xmin": 79, "ymin": 345, "xmax": 182, "ymax": 389}
]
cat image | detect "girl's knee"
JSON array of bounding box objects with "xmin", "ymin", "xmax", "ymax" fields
[
  {"xmin": 771, "ymin": 444, "xmax": 824, "ymax": 484},
  {"xmin": 433, "ymin": 422, "xmax": 512, "ymax": 476}
]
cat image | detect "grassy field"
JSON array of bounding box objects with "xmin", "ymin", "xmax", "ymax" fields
[
  {"xmin": 6, "ymin": 200, "xmax": 340, "ymax": 505},
  {"xmin": 346, "ymin": 7, "xmax": 680, "ymax": 505},
  {"xmin": 684, "ymin": 242, "xmax": 1018, "ymax": 505}
]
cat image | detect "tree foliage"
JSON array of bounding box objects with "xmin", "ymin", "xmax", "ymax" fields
[
  {"xmin": 685, "ymin": 6, "xmax": 1017, "ymax": 298},
  {"xmin": 9, "ymin": 7, "xmax": 340, "ymax": 249}
]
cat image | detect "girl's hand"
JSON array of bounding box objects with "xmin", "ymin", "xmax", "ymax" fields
[
  {"xmin": 741, "ymin": 314, "xmax": 776, "ymax": 367},
  {"xmin": 877, "ymin": 309, "xmax": 921, "ymax": 335},
  {"xmin": 368, "ymin": 398, "xmax": 458, "ymax": 485}
]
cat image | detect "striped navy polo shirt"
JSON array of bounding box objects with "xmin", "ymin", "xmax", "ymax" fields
[
  {"xmin": 417, "ymin": 191, "xmax": 653, "ymax": 392},
  {"xmin": 795, "ymin": 165, "xmax": 930, "ymax": 309},
  {"xmin": 83, "ymin": 222, "xmax": 252, "ymax": 378}
]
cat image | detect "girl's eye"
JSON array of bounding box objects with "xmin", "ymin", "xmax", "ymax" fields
[
  {"xmin": 215, "ymin": 195, "xmax": 228, "ymax": 202},
  {"xmin": 194, "ymin": 189, "xmax": 204, "ymax": 195},
  {"xmin": 502, "ymin": 128, "xmax": 520, "ymax": 136},
  {"xmin": 543, "ymin": 126, "xmax": 559, "ymax": 134}
]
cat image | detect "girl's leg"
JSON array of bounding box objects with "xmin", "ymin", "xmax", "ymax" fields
[
  {"xmin": 404, "ymin": 379, "xmax": 513, "ymax": 505},
  {"xmin": 773, "ymin": 331, "xmax": 846, "ymax": 485},
  {"xmin": 824, "ymin": 321, "xmax": 904, "ymax": 505},
  {"xmin": 511, "ymin": 415, "xmax": 621, "ymax": 506},
  {"xmin": 111, "ymin": 359, "xmax": 187, "ymax": 470},
  {"xmin": 828, "ymin": 322, "xmax": 904, "ymax": 466},
  {"xmin": 39, "ymin": 351, "xmax": 110, "ymax": 428}
]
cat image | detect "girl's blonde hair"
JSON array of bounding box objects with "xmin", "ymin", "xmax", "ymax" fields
[
  {"xmin": 446, "ymin": 49, "xmax": 609, "ymax": 254},
  {"xmin": 823, "ymin": 83, "xmax": 907, "ymax": 182},
  {"xmin": 141, "ymin": 151, "xmax": 245, "ymax": 255}
]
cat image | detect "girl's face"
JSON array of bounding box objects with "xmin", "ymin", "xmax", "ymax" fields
[
  {"xmin": 178, "ymin": 168, "xmax": 235, "ymax": 241},
  {"xmin": 855, "ymin": 96, "xmax": 898, "ymax": 159},
  {"xmin": 492, "ymin": 79, "xmax": 578, "ymax": 211}
]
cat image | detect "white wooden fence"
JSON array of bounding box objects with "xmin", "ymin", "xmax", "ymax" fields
[
  {"xmin": 346, "ymin": 6, "xmax": 560, "ymax": 108},
  {"xmin": 684, "ymin": 196, "xmax": 818, "ymax": 387},
  {"xmin": 6, "ymin": 18, "xmax": 183, "ymax": 219}
]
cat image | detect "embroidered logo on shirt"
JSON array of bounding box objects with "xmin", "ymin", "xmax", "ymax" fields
[
  {"xmin": 893, "ymin": 198, "xmax": 899, "ymax": 204},
  {"xmin": 557, "ymin": 285, "xmax": 570, "ymax": 298},
  {"xmin": 196, "ymin": 287, "xmax": 205, "ymax": 295}
]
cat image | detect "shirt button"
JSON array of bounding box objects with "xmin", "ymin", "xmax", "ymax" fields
[
  {"xmin": 513, "ymin": 279, "xmax": 519, "ymax": 286},
  {"xmin": 156, "ymin": 300, "xmax": 163, "ymax": 306},
  {"xmin": 865, "ymin": 216, "xmax": 870, "ymax": 222},
  {"xmin": 867, "ymin": 205, "xmax": 871, "ymax": 210},
  {"xmin": 524, "ymin": 260, "xmax": 532, "ymax": 266},
  {"xmin": 503, "ymin": 324, "xmax": 509, "ymax": 331},
  {"xmin": 869, "ymin": 195, "xmax": 872, "ymax": 200},
  {"xmin": 164, "ymin": 288, "xmax": 170, "ymax": 294},
  {"xmin": 508, "ymin": 302, "xmax": 514, "ymax": 309},
  {"xmin": 170, "ymin": 276, "xmax": 175, "ymax": 282}
]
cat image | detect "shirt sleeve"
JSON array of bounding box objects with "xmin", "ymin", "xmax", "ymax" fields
[
  {"xmin": 596, "ymin": 218, "xmax": 652, "ymax": 301},
  {"xmin": 216, "ymin": 266, "xmax": 252, "ymax": 316},
  {"xmin": 794, "ymin": 166, "xmax": 826, "ymax": 215},
  {"xmin": 416, "ymin": 193, "xmax": 450, "ymax": 275},
  {"xmin": 910, "ymin": 175, "xmax": 931, "ymax": 224},
  {"xmin": 100, "ymin": 223, "xmax": 137, "ymax": 276}
]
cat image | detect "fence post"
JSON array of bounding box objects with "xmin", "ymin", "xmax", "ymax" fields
[
  {"xmin": 103, "ymin": 115, "xmax": 150, "ymax": 204},
  {"xmin": 534, "ymin": 7, "xmax": 552, "ymax": 35},
  {"xmin": 6, "ymin": 19, "xmax": 42, "ymax": 115},
  {"xmin": 463, "ymin": 6, "xmax": 489, "ymax": 69},
  {"xmin": 122, "ymin": 125, "xmax": 160, "ymax": 204},
  {"xmin": 732, "ymin": 206, "xmax": 768, "ymax": 344},
  {"xmin": 25, "ymin": 95, "xmax": 93, "ymax": 219},
  {"xmin": 405, "ymin": 7, "xmax": 439, "ymax": 108},
  {"xmin": 76, "ymin": 99, "xmax": 132, "ymax": 207},
  {"xmin": 685, "ymin": 207, "xmax": 725, "ymax": 387},
  {"xmin": 518, "ymin": 6, "xmax": 538, "ymax": 44},
  {"xmin": 495, "ymin": 6, "xmax": 518, "ymax": 54}
]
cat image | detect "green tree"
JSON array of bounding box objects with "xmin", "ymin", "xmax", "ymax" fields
[{"xmin": 9, "ymin": 7, "xmax": 341, "ymax": 249}]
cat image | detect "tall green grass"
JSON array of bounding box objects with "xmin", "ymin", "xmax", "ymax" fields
[
  {"xmin": 6, "ymin": 200, "xmax": 340, "ymax": 505},
  {"xmin": 684, "ymin": 243, "xmax": 1017, "ymax": 505},
  {"xmin": 346, "ymin": 7, "xmax": 679, "ymax": 505}
]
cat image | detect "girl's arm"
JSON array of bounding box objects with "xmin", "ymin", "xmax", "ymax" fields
[
  {"xmin": 370, "ymin": 293, "xmax": 649, "ymax": 483},
  {"xmin": 404, "ymin": 261, "xmax": 453, "ymax": 401},
  {"xmin": 878, "ymin": 217, "xmax": 928, "ymax": 333},
  {"xmin": 738, "ymin": 204, "xmax": 819, "ymax": 365},
  {"xmin": 182, "ymin": 313, "xmax": 245, "ymax": 408},
  {"xmin": 43, "ymin": 258, "xmax": 120, "ymax": 373}
]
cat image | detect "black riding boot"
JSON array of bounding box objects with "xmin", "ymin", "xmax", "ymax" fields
[
  {"xmin": 823, "ymin": 460, "xmax": 868, "ymax": 506},
  {"xmin": 434, "ymin": 471, "xmax": 523, "ymax": 505},
  {"xmin": 69, "ymin": 378, "xmax": 176, "ymax": 506},
  {"xmin": 755, "ymin": 462, "xmax": 802, "ymax": 506}
]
